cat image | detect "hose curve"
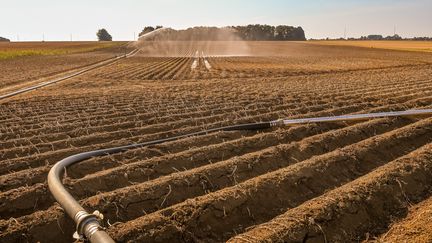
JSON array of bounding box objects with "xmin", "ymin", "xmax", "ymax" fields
[{"xmin": 47, "ymin": 122, "xmax": 271, "ymax": 242}]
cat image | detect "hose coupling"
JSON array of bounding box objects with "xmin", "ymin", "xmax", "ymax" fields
[
  {"xmin": 270, "ymin": 119, "xmax": 284, "ymax": 127},
  {"xmin": 73, "ymin": 210, "xmax": 105, "ymax": 241}
]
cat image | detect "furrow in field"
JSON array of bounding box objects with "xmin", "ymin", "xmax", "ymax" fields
[
  {"xmin": 162, "ymin": 58, "xmax": 192, "ymax": 80},
  {"xmin": 0, "ymin": 97, "xmax": 282, "ymax": 141},
  {"xmin": 104, "ymin": 118, "xmax": 432, "ymax": 242},
  {"xmin": 94, "ymin": 57, "xmax": 178, "ymax": 80},
  {"xmin": 0, "ymin": 95, "xmax": 361, "ymax": 169},
  {"xmin": 2, "ymin": 117, "xmax": 430, "ymax": 242},
  {"xmin": 2, "ymin": 92, "xmax": 431, "ymax": 180},
  {"xmin": 0, "ymin": 93, "xmax": 401, "ymax": 175},
  {"xmin": 229, "ymin": 143, "xmax": 432, "ymax": 243},
  {"xmin": 2, "ymin": 70, "xmax": 430, "ymax": 122},
  {"xmin": 0, "ymin": 130, "xmax": 251, "ymax": 192},
  {"xmin": 368, "ymin": 196, "xmax": 432, "ymax": 243},
  {"xmin": 4, "ymin": 93, "xmax": 430, "ymax": 216},
  {"xmin": 2, "ymin": 80, "xmax": 430, "ymax": 152},
  {"xmin": 138, "ymin": 57, "xmax": 185, "ymax": 80},
  {"xmin": 151, "ymin": 58, "xmax": 190, "ymax": 80},
  {"xmin": 0, "ymin": 121, "xmax": 342, "ymax": 218},
  {"xmin": 72, "ymin": 117, "xmax": 408, "ymax": 200},
  {"xmin": 0, "ymin": 75, "xmax": 427, "ymax": 126},
  {"xmin": 143, "ymin": 57, "xmax": 184, "ymax": 80}
]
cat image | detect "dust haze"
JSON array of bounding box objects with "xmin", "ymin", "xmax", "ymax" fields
[{"xmin": 133, "ymin": 27, "xmax": 251, "ymax": 57}]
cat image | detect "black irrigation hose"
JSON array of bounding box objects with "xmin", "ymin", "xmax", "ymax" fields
[
  {"xmin": 47, "ymin": 122, "xmax": 272, "ymax": 243},
  {"xmin": 48, "ymin": 109, "xmax": 432, "ymax": 242}
]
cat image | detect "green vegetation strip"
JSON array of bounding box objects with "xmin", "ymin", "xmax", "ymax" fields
[{"xmin": 0, "ymin": 42, "xmax": 124, "ymax": 60}]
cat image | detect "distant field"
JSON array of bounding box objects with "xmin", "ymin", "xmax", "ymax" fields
[
  {"xmin": 0, "ymin": 41, "xmax": 127, "ymax": 60},
  {"xmin": 311, "ymin": 40, "xmax": 432, "ymax": 52},
  {"xmin": 0, "ymin": 41, "xmax": 132, "ymax": 91}
]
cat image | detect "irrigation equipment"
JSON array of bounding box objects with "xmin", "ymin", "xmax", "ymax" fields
[{"xmin": 47, "ymin": 108, "xmax": 432, "ymax": 243}]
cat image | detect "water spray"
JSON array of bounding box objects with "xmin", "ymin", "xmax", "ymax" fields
[
  {"xmin": 137, "ymin": 27, "xmax": 166, "ymax": 40},
  {"xmin": 202, "ymin": 51, "xmax": 212, "ymax": 70},
  {"xmin": 191, "ymin": 50, "xmax": 199, "ymax": 70},
  {"xmin": 48, "ymin": 108, "xmax": 432, "ymax": 243}
]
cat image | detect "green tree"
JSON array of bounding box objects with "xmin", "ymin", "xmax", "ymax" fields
[
  {"xmin": 96, "ymin": 29, "xmax": 112, "ymax": 41},
  {"xmin": 0, "ymin": 36, "xmax": 10, "ymax": 42},
  {"xmin": 232, "ymin": 25, "xmax": 305, "ymax": 41}
]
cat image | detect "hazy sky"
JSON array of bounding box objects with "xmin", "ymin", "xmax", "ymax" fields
[{"xmin": 1, "ymin": 0, "xmax": 431, "ymax": 41}]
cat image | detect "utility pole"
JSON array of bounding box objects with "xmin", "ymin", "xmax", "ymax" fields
[{"xmin": 42, "ymin": 33, "xmax": 45, "ymax": 42}]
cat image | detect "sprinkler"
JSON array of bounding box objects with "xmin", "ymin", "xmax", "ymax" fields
[{"xmin": 48, "ymin": 108, "xmax": 432, "ymax": 243}]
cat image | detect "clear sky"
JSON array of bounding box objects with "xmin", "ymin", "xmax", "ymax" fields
[{"xmin": 1, "ymin": 0, "xmax": 431, "ymax": 41}]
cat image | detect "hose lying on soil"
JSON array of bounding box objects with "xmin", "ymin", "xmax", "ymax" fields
[{"xmin": 47, "ymin": 108, "xmax": 432, "ymax": 243}]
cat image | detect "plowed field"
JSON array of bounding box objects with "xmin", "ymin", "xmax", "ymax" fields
[
  {"xmin": 0, "ymin": 41, "xmax": 130, "ymax": 93},
  {"xmin": 1, "ymin": 41, "xmax": 432, "ymax": 243}
]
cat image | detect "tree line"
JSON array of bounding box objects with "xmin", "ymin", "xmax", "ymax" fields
[
  {"xmin": 232, "ymin": 25, "xmax": 306, "ymax": 41},
  {"xmin": 313, "ymin": 34, "xmax": 432, "ymax": 41},
  {"xmin": 358, "ymin": 34, "xmax": 402, "ymax": 40},
  {"xmin": 357, "ymin": 34, "xmax": 432, "ymax": 41}
]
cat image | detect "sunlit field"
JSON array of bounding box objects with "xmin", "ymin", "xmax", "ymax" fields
[
  {"xmin": 311, "ymin": 40, "xmax": 432, "ymax": 52},
  {"xmin": 0, "ymin": 41, "xmax": 126, "ymax": 60}
]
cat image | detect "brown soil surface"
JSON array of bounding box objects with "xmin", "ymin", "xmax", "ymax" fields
[
  {"xmin": 367, "ymin": 196, "xmax": 432, "ymax": 243},
  {"xmin": 1, "ymin": 41, "xmax": 432, "ymax": 243},
  {"xmin": 0, "ymin": 41, "xmax": 130, "ymax": 93}
]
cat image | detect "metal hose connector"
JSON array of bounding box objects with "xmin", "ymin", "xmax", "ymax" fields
[
  {"xmin": 75, "ymin": 211, "xmax": 102, "ymax": 240},
  {"xmin": 270, "ymin": 119, "xmax": 284, "ymax": 127}
]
